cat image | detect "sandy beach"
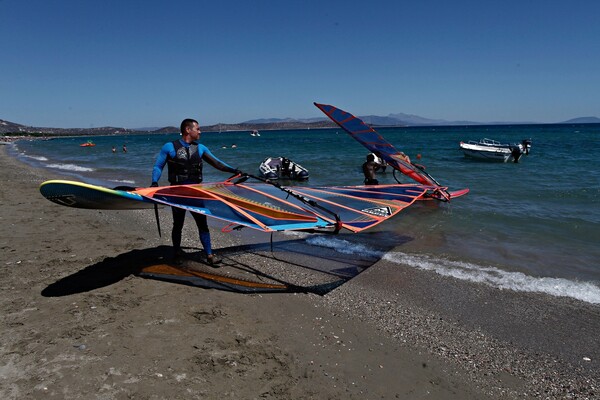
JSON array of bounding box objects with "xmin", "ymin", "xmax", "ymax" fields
[{"xmin": 1, "ymin": 144, "xmax": 599, "ymax": 399}]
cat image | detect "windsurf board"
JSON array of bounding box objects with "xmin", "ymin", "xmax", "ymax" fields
[{"xmin": 39, "ymin": 180, "xmax": 156, "ymax": 210}]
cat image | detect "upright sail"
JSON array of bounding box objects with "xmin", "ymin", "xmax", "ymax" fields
[{"xmin": 314, "ymin": 102, "xmax": 443, "ymax": 188}]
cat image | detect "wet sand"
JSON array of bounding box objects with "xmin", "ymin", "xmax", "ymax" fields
[{"xmin": 1, "ymin": 145, "xmax": 599, "ymax": 399}]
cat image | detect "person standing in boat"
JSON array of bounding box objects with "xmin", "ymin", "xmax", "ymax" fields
[
  {"xmin": 280, "ymin": 157, "xmax": 292, "ymax": 178},
  {"xmin": 362, "ymin": 154, "xmax": 381, "ymax": 185},
  {"xmin": 151, "ymin": 118, "xmax": 240, "ymax": 265}
]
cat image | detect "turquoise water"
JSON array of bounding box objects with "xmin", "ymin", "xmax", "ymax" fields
[{"xmin": 13, "ymin": 124, "xmax": 600, "ymax": 304}]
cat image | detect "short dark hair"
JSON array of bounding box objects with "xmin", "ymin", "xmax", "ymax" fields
[
  {"xmin": 367, "ymin": 154, "xmax": 376, "ymax": 162},
  {"xmin": 180, "ymin": 118, "xmax": 198, "ymax": 134}
]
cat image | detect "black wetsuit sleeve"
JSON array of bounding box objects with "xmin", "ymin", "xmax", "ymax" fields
[{"xmin": 201, "ymin": 150, "xmax": 237, "ymax": 173}]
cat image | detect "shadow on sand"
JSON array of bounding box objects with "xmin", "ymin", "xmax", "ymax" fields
[{"xmin": 41, "ymin": 231, "xmax": 410, "ymax": 297}]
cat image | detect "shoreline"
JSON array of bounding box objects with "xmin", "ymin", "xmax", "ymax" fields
[{"xmin": 1, "ymin": 144, "xmax": 599, "ymax": 399}]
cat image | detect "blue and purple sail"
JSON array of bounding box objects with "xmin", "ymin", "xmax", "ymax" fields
[{"xmin": 314, "ymin": 102, "xmax": 468, "ymax": 200}]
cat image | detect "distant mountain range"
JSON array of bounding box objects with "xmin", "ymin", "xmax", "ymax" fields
[
  {"xmin": 0, "ymin": 119, "xmax": 133, "ymax": 136},
  {"xmin": 1, "ymin": 113, "xmax": 599, "ymax": 136},
  {"xmin": 560, "ymin": 117, "xmax": 600, "ymax": 124}
]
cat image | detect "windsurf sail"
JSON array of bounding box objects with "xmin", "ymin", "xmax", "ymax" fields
[
  {"xmin": 135, "ymin": 180, "xmax": 429, "ymax": 233},
  {"xmin": 40, "ymin": 177, "xmax": 429, "ymax": 234},
  {"xmin": 314, "ymin": 102, "xmax": 449, "ymax": 198}
]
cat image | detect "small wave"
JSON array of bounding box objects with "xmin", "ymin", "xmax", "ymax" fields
[
  {"xmin": 23, "ymin": 154, "xmax": 48, "ymax": 161},
  {"xmin": 46, "ymin": 163, "xmax": 94, "ymax": 172},
  {"xmin": 384, "ymin": 252, "xmax": 600, "ymax": 305},
  {"xmin": 306, "ymin": 236, "xmax": 383, "ymax": 258},
  {"xmin": 282, "ymin": 231, "xmax": 310, "ymax": 239},
  {"xmin": 305, "ymin": 237, "xmax": 600, "ymax": 304},
  {"xmin": 109, "ymin": 179, "xmax": 136, "ymax": 184}
]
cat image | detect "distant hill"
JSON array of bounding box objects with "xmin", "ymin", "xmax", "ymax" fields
[
  {"xmin": 559, "ymin": 117, "xmax": 600, "ymax": 124},
  {"xmin": 243, "ymin": 114, "xmax": 467, "ymax": 127},
  {"xmin": 386, "ymin": 113, "xmax": 452, "ymax": 125},
  {"xmin": 0, "ymin": 118, "xmax": 334, "ymax": 136},
  {"xmin": 0, "ymin": 119, "xmax": 27, "ymax": 133},
  {"xmin": 148, "ymin": 119, "xmax": 336, "ymax": 134},
  {"xmin": 0, "ymin": 118, "xmax": 134, "ymax": 136},
  {"xmin": 2, "ymin": 113, "xmax": 599, "ymax": 136},
  {"xmin": 201, "ymin": 120, "xmax": 335, "ymax": 132},
  {"xmin": 242, "ymin": 117, "xmax": 326, "ymax": 124}
]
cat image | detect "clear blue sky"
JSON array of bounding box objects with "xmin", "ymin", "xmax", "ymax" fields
[{"xmin": 2, "ymin": 0, "xmax": 599, "ymax": 128}]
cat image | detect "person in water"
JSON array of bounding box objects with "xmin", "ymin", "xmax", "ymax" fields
[
  {"xmin": 151, "ymin": 118, "xmax": 240, "ymax": 265},
  {"xmin": 362, "ymin": 154, "xmax": 381, "ymax": 185},
  {"xmin": 280, "ymin": 157, "xmax": 292, "ymax": 178}
]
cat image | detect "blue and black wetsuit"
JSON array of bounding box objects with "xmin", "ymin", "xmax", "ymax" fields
[
  {"xmin": 152, "ymin": 139, "xmax": 237, "ymax": 256},
  {"xmin": 152, "ymin": 139, "xmax": 236, "ymax": 185}
]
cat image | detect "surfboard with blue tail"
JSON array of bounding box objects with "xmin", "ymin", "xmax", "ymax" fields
[{"xmin": 39, "ymin": 180, "xmax": 156, "ymax": 209}]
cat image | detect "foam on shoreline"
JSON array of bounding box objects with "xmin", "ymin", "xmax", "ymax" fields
[{"xmin": 305, "ymin": 235, "xmax": 600, "ymax": 305}]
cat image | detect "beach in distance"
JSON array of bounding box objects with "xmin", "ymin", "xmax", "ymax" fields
[{"xmin": 1, "ymin": 124, "xmax": 600, "ymax": 399}]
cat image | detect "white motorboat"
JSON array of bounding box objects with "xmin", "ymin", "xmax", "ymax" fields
[
  {"xmin": 259, "ymin": 157, "xmax": 309, "ymax": 180},
  {"xmin": 459, "ymin": 138, "xmax": 531, "ymax": 163}
]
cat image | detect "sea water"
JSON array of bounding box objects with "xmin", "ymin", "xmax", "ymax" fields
[{"xmin": 12, "ymin": 124, "xmax": 600, "ymax": 304}]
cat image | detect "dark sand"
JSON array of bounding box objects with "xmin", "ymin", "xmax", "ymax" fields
[{"xmin": 1, "ymin": 145, "xmax": 598, "ymax": 399}]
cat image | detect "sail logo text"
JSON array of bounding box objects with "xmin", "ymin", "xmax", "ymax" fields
[{"xmin": 361, "ymin": 206, "xmax": 392, "ymax": 217}]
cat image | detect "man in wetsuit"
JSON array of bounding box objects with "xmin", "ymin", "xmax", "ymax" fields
[
  {"xmin": 362, "ymin": 154, "xmax": 381, "ymax": 185},
  {"xmin": 151, "ymin": 118, "xmax": 240, "ymax": 265}
]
